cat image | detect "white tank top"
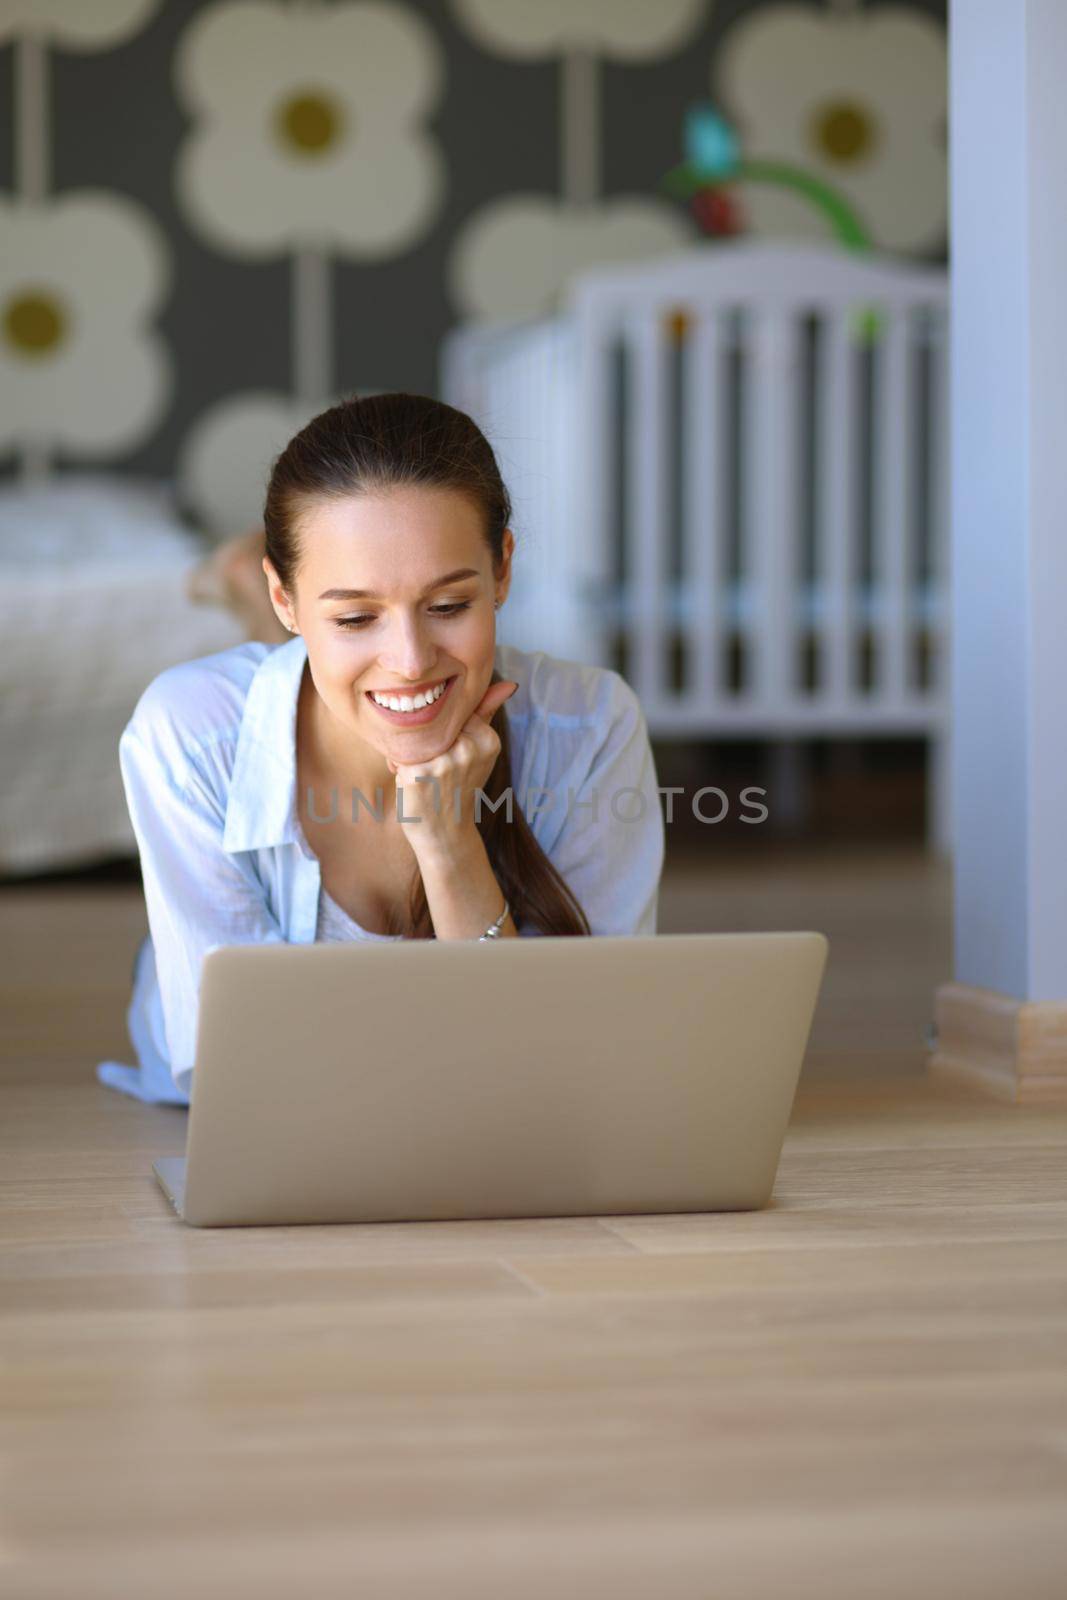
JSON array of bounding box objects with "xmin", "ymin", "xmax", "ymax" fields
[{"xmin": 315, "ymin": 883, "xmax": 403, "ymax": 943}]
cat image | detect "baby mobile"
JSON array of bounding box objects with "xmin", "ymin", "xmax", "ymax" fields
[{"xmin": 662, "ymin": 102, "xmax": 872, "ymax": 251}]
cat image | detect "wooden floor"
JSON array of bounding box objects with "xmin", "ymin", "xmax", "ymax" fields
[{"xmin": 2, "ymin": 843, "xmax": 1066, "ymax": 1599}]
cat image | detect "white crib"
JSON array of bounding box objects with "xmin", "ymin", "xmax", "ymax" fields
[{"xmin": 441, "ymin": 241, "xmax": 951, "ymax": 853}]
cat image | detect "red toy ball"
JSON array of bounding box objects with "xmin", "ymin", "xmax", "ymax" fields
[{"xmin": 690, "ymin": 185, "xmax": 745, "ymax": 237}]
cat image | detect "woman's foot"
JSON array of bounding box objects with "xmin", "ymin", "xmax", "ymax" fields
[{"xmin": 186, "ymin": 527, "xmax": 290, "ymax": 643}]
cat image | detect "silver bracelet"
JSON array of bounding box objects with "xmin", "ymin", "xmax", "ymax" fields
[{"xmin": 478, "ymin": 898, "xmax": 510, "ymax": 941}]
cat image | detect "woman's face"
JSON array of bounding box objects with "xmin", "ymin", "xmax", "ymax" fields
[{"xmin": 265, "ymin": 485, "xmax": 512, "ymax": 764}]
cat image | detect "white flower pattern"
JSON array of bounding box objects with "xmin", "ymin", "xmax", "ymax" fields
[
  {"xmin": 716, "ymin": 3, "xmax": 947, "ymax": 253},
  {"xmin": 0, "ymin": 192, "xmax": 170, "ymax": 456},
  {"xmin": 178, "ymin": 393, "xmax": 315, "ymax": 537},
  {"xmin": 449, "ymin": 196, "xmax": 692, "ymax": 322},
  {"xmin": 0, "ymin": 0, "xmax": 159, "ymax": 49},
  {"xmin": 451, "ymin": 0, "xmax": 707, "ymax": 60},
  {"xmin": 447, "ymin": 0, "xmax": 702, "ymax": 321},
  {"xmin": 173, "ymin": 0, "xmax": 446, "ymax": 258}
]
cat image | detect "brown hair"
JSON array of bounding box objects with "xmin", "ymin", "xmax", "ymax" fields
[{"xmin": 263, "ymin": 391, "xmax": 591, "ymax": 940}]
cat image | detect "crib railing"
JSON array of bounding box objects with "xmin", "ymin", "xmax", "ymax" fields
[{"xmin": 440, "ymin": 241, "xmax": 952, "ymax": 841}]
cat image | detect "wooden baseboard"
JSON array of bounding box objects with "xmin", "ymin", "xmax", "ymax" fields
[{"xmin": 929, "ymin": 982, "xmax": 1067, "ymax": 1104}]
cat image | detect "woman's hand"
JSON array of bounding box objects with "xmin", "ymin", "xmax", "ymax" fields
[{"xmin": 386, "ymin": 678, "xmax": 519, "ymax": 860}]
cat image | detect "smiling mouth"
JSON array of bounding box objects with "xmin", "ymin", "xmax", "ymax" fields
[{"xmin": 365, "ymin": 676, "xmax": 455, "ymax": 718}]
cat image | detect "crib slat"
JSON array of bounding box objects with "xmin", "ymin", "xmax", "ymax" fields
[
  {"xmin": 744, "ymin": 307, "xmax": 799, "ymax": 708},
  {"xmin": 927, "ymin": 306, "xmax": 951, "ymax": 699},
  {"xmin": 875, "ymin": 306, "xmax": 912, "ymax": 707},
  {"xmin": 625, "ymin": 308, "xmax": 670, "ymax": 709},
  {"xmin": 683, "ymin": 311, "xmax": 724, "ymax": 705},
  {"xmin": 574, "ymin": 303, "xmax": 615, "ymax": 668},
  {"xmin": 818, "ymin": 308, "xmax": 859, "ymax": 711}
]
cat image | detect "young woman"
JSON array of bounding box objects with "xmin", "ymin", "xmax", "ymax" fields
[{"xmin": 97, "ymin": 393, "xmax": 665, "ymax": 1105}]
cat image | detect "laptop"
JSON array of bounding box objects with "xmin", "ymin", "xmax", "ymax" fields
[{"xmin": 153, "ymin": 930, "xmax": 828, "ymax": 1228}]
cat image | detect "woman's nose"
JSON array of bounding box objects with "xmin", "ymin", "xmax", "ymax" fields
[{"xmin": 378, "ymin": 614, "xmax": 438, "ymax": 681}]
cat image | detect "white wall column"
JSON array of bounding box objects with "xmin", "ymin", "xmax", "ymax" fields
[{"xmin": 931, "ymin": 0, "xmax": 1067, "ymax": 1101}]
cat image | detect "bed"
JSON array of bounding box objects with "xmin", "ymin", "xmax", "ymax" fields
[{"xmin": 0, "ymin": 475, "xmax": 245, "ymax": 876}]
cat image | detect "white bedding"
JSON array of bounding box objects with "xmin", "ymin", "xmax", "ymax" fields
[{"xmin": 0, "ymin": 476, "xmax": 246, "ymax": 876}]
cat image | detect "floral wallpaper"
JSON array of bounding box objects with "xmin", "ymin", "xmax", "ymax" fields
[{"xmin": 0, "ymin": 0, "xmax": 947, "ymax": 536}]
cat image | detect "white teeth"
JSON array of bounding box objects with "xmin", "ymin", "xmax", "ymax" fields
[{"xmin": 371, "ymin": 680, "xmax": 447, "ymax": 713}]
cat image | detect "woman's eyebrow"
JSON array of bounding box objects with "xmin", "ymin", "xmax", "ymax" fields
[{"xmin": 318, "ymin": 568, "xmax": 481, "ymax": 601}]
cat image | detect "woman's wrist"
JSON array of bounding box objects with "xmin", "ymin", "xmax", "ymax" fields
[
  {"xmin": 407, "ymin": 820, "xmax": 482, "ymax": 876},
  {"xmin": 415, "ymin": 827, "xmax": 516, "ymax": 941},
  {"xmin": 478, "ymin": 897, "xmax": 510, "ymax": 940}
]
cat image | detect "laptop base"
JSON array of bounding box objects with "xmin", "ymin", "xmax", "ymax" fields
[{"xmin": 153, "ymin": 1157, "xmax": 187, "ymax": 1218}]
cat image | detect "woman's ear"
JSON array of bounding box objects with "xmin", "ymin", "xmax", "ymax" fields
[
  {"xmin": 262, "ymin": 560, "xmax": 296, "ymax": 632},
  {"xmin": 495, "ymin": 529, "xmax": 515, "ymax": 609}
]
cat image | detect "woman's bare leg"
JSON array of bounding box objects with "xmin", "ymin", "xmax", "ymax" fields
[{"xmin": 186, "ymin": 527, "xmax": 290, "ymax": 644}]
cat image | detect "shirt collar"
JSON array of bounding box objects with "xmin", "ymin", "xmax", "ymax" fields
[{"xmin": 223, "ymin": 634, "xmax": 309, "ymax": 854}]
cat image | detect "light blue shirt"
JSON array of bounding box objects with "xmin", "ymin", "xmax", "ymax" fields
[{"xmin": 96, "ymin": 634, "xmax": 665, "ymax": 1105}]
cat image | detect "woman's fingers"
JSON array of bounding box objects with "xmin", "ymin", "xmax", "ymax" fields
[
  {"xmin": 472, "ymin": 679, "xmax": 519, "ymax": 725},
  {"xmin": 386, "ymin": 681, "xmax": 518, "ymax": 779}
]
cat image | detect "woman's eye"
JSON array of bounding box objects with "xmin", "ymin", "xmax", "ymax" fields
[{"xmin": 335, "ymin": 601, "xmax": 473, "ymax": 632}]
